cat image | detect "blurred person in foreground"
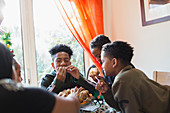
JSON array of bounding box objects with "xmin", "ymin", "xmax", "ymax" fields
[
  {"xmin": 94, "ymin": 41, "xmax": 170, "ymax": 113},
  {"xmin": 0, "ymin": 0, "xmax": 81, "ymax": 112},
  {"xmin": 0, "ymin": 42, "xmax": 81, "ymax": 113},
  {"xmin": 12, "ymin": 58, "xmax": 23, "ymax": 82}
]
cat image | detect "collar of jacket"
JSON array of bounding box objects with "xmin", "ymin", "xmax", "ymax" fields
[{"xmin": 113, "ymin": 65, "xmax": 133, "ymax": 82}]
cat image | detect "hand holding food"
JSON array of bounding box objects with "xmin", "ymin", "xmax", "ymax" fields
[
  {"xmin": 96, "ymin": 79, "xmax": 109, "ymax": 94},
  {"xmin": 55, "ymin": 67, "xmax": 67, "ymax": 82},
  {"xmin": 66, "ymin": 65, "xmax": 80, "ymax": 79}
]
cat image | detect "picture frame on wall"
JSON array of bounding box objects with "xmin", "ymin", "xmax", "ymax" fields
[{"xmin": 140, "ymin": 0, "xmax": 170, "ymax": 26}]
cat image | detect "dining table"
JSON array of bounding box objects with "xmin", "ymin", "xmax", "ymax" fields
[{"xmin": 79, "ymin": 99, "xmax": 119, "ymax": 113}]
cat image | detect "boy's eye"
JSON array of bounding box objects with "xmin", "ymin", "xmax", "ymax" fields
[
  {"xmin": 65, "ymin": 60, "xmax": 69, "ymax": 62},
  {"xmin": 95, "ymin": 55, "xmax": 101, "ymax": 58},
  {"xmin": 56, "ymin": 60, "xmax": 61, "ymax": 63}
]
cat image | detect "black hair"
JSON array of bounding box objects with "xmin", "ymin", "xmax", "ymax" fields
[
  {"xmin": 0, "ymin": 43, "xmax": 13, "ymax": 79},
  {"xmin": 102, "ymin": 41, "xmax": 134, "ymax": 64},
  {"xmin": 90, "ymin": 34, "xmax": 111, "ymax": 50},
  {"xmin": 49, "ymin": 44, "xmax": 73, "ymax": 61}
]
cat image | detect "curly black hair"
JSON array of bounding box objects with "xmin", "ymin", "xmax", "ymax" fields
[
  {"xmin": 49, "ymin": 44, "xmax": 73, "ymax": 61},
  {"xmin": 102, "ymin": 41, "xmax": 134, "ymax": 64},
  {"xmin": 90, "ymin": 34, "xmax": 111, "ymax": 50}
]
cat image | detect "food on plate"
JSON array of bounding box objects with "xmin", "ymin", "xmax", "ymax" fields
[
  {"xmin": 78, "ymin": 89, "xmax": 93, "ymax": 105},
  {"xmin": 89, "ymin": 67, "xmax": 99, "ymax": 75},
  {"xmin": 58, "ymin": 87, "xmax": 93, "ymax": 104},
  {"xmin": 79, "ymin": 90, "xmax": 89, "ymax": 102},
  {"xmin": 58, "ymin": 89, "xmax": 71, "ymax": 97}
]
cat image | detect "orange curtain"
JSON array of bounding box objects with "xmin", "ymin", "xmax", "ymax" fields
[{"xmin": 55, "ymin": 0, "xmax": 104, "ymax": 76}]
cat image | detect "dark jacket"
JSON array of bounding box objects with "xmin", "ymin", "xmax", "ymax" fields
[
  {"xmin": 41, "ymin": 71, "xmax": 99, "ymax": 96},
  {"xmin": 103, "ymin": 65, "xmax": 170, "ymax": 113}
]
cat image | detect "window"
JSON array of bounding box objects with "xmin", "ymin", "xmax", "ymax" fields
[
  {"xmin": 0, "ymin": 0, "xmax": 85, "ymax": 85},
  {"xmin": 33, "ymin": 0, "xmax": 85, "ymax": 84},
  {"xmin": 0, "ymin": 0, "xmax": 25, "ymax": 82}
]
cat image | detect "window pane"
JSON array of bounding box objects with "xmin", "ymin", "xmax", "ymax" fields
[
  {"xmin": 0, "ymin": 0, "xmax": 25, "ymax": 82},
  {"xmin": 33, "ymin": 0, "xmax": 85, "ymax": 84}
]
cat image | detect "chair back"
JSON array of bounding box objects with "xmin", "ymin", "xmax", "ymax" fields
[{"xmin": 153, "ymin": 71, "xmax": 170, "ymax": 85}]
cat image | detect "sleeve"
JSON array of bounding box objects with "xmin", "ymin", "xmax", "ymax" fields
[
  {"xmin": 113, "ymin": 81, "xmax": 143, "ymax": 113},
  {"xmin": 75, "ymin": 74, "xmax": 99, "ymax": 96},
  {"xmin": 102, "ymin": 89, "xmax": 120, "ymax": 111},
  {"xmin": 47, "ymin": 77, "xmax": 65, "ymax": 93},
  {"xmin": 18, "ymin": 87, "xmax": 56, "ymax": 113},
  {"xmin": 41, "ymin": 74, "xmax": 65, "ymax": 94},
  {"xmin": 41, "ymin": 74, "xmax": 54, "ymax": 88}
]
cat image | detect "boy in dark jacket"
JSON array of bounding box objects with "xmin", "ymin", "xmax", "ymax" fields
[{"xmin": 41, "ymin": 44, "xmax": 99, "ymax": 97}]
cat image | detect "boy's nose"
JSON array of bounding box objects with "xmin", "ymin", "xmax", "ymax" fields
[{"xmin": 60, "ymin": 61, "xmax": 66, "ymax": 66}]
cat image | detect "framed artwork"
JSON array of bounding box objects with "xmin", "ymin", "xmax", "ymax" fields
[{"xmin": 140, "ymin": 0, "xmax": 170, "ymax": 26}]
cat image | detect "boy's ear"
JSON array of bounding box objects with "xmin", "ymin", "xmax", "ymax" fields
[
  {"xmin": 112, "ymin": 58, "xmax": 117, "ymax": 68},
  {"xmin": 51, "ymin": 63, "xmax": 55, "ymax": 69}
]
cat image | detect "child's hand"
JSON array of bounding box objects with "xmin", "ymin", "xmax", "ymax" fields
[
  {"xmin": 95, "ymin": 76, "xmax": 109, "ymax": 94},
  {"xmin": 55, "ymin": 67, "xmax": 67, "ymax": 82},
  {"xmin": 66, "ymin": 65, "xmax": 80, "ymax": 79}
]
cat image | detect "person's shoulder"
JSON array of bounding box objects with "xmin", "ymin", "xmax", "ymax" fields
[
  {"xmin": 26, "ymin": 86, "xmax": 50, "ymax": 92},
  {"xmin": 87, "ymin": 65, "xmax": 96, "ymax": 76},
  {"xmin": 0, "ymin": 79, "xmax": 24, "ymax": 92},
  {"xmin": 44, "ymin": 71, "xmax": 56, "ymax": 78},
  {"xmin": 23, "ymin": 84, "xmax": 55, "ymax": 98},
  {"xmin": 124, "ymin": 67, "xmax": 145, "ymax": 77},
  {"xmin": 116, "ymin": 66, "xmax": 145, "ymax": 81},
  {"xmin": 122, "ymin": 68, "xmax": 143, "ymax": 77},
  {"xmin": 0, "ymin": 79, "xmax": 51, "ymax": 95},
  {"xmin": 90, "ymin": 64, "xmax": 96, "ymax": 68},
  {"xmin": 87, "ymin": 65, "xmax": 96, "ymax": 70}
]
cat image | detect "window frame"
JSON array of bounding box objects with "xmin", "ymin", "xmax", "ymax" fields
[
  {"xmin": 20, "ymin": 0, "xmax": 38, "ymax": 86},
  {"xmin": 19, "ymin": 0, "xmax": 88, "ymax": 86}
]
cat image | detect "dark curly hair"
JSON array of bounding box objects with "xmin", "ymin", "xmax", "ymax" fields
[
  {"xmin": 90, "ymin": 34, "xmax": 111, "ymax": 50},
  {"xmin": 49, "ymin": 44, "xmax": 73, "ymax": 61},
  {"xmin": 102, "ymin": 41, "xmax": 134, "ymax": 64}
]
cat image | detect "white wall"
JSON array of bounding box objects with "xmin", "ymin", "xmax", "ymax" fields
[{"xmin": 103, "ymin": 0, "xmax": 170, "ymax": 79}]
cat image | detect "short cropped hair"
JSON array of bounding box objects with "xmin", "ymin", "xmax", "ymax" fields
[
  {"xmin": 102, "ymin": 41, "xmax": 134, "ymax": 64},
  {"xmin": 0, "ymin": 43, "xmax": 13, "ymax": 79},
  {"xmin": 49, "ymin": 44, "xmax": 73, "ymax": 61},
  {"xmin": 90, "ymin": 34, "xmax": 111, "ymax": 50}
]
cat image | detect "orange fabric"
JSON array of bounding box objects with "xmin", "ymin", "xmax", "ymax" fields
[{"xmin": 55, "ymin": 0, "xmax": 104, "ymax": 76}]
